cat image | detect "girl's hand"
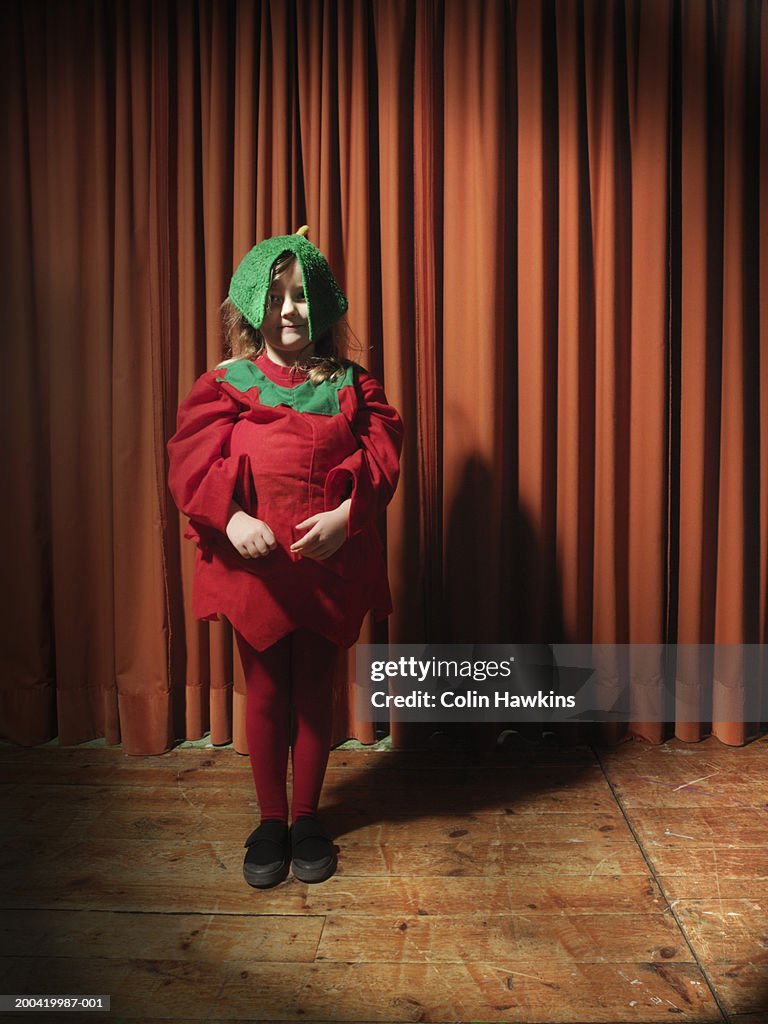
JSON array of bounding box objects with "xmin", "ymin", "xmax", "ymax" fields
[
  {"xmin": 291, "ymin": 500, "xmax": 351, "ymax": 561},
  {"xmin": 226, "ymin": 510, "xmax": 277, "ymax": 559}
]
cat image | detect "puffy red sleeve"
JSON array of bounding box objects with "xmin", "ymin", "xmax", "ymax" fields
[
  {"xmin": 324, "ymin": 367, "xmax": 403, "ymax": 538},
  {"xmin": 166, "ymin": 371, "xmax": 244, "ymax": 534}
]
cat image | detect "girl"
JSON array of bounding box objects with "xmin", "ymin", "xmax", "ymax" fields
[{"xmin": 166, "ymin": 227, "xmax": 403, "ymax": 888}]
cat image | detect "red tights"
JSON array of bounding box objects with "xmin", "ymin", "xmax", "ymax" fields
[{"xmin": 235, "ymin": 628, "xmax": 339, "ymax": 822}]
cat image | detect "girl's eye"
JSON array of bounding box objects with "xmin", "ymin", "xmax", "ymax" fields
[{"xmin": 267, "ymin": 292, "xmax": 306, "ymax": 305}]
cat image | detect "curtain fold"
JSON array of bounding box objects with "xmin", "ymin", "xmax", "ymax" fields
[
  {"xmin": 1, "ymin": 0, "xmax": 765, "ymax": 754},
  {"xmin": 621, "ymin": 0, "xmax": 669, "ymax": 743}
]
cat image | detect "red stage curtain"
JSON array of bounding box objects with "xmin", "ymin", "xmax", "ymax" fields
[{"xmin": 1, "ymin": 0, "xmax": 766, "ymax": 753}]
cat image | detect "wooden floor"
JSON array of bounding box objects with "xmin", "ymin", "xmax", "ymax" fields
[{"xmin": 1, "ymin": 733, "xmax": 767, "ymax": 1024}]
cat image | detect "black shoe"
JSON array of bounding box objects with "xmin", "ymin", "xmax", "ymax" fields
[
  {"xmin": 243, "ymin": 819, "xmax": 290, "ymax": 889},
  {"xmin": 289, "ymin": 816, "xmax": 337, "ymax": 883}
]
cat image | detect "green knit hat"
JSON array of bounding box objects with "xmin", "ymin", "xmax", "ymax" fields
[{"xmin": 228, "ymin": 227, "xmax": 348, "ymax": 340}]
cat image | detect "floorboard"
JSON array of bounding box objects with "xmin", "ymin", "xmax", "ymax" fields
[{"xmin": 1, "ymin": 733, "xmax": 766, "ymax": 1022}]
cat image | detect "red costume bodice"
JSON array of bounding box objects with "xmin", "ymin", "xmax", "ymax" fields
[{"xmin": 167, "ymin": 351, "xmax": 403, "ymax": 651}]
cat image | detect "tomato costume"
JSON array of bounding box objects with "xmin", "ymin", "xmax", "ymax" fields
[
  {"xmin": 167, "ymin": 349, "xmax": 403, "ymax": 651},
  {"xmin": 168, "ymin": 228, "xmax": 401, "ymax": 873}
]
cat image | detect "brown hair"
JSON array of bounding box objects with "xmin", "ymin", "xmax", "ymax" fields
[{"xmin": 219, "ymin": 252, "xmax": 361, "ymax": 384}]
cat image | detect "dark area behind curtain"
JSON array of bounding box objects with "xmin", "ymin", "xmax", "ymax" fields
[{"xmin": 1, "ymin": 0, "xmax": 766, "ymax": 754}]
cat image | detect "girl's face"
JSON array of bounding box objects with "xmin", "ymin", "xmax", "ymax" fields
[{"xmin": 259, "ymin": 259, "xmax": 312, "ymax": 365}]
